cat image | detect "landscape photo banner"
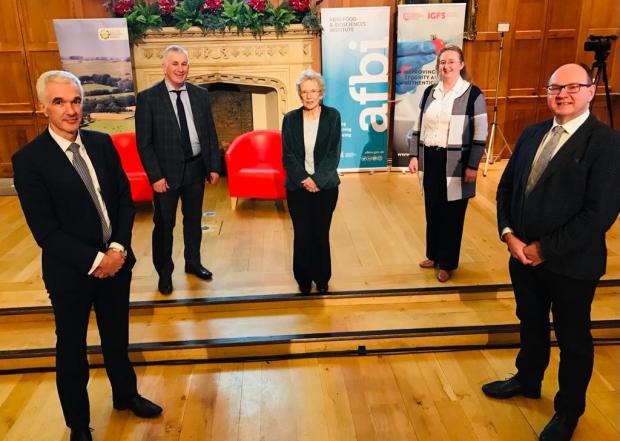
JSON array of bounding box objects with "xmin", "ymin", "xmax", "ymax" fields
[
  {"xmin": 392, "ymin": 3, "xmax": 466, "ymax": 168},
  {"xmin": 321, "ymin": 7, "xmax": 390, "ymax": 171},
  {"xmin": 53, "ymin": 18, "xmax": 136, "ymax": 134}
]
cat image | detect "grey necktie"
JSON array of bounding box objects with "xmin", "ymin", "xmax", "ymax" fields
[
  {"xmin": 526, "ymin": 125, "xmax": 565, "ymax": 195},
  {"xmin": 68, "ymin": 143, "xmax": 112, "ymax": 243}
]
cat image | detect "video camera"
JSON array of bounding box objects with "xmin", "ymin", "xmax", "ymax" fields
[{"xmin": 584, "ymin": 35, "xmax": 617, "ymax": 62}]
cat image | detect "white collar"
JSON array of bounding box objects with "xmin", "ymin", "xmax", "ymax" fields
[
  {"xmin": 48, "ymin": 126, "xmax": 83, "ymax": 153},
  {"xmin": 165, "ymin": 79, "xmax": 186, "ymax": 92},
  {"xmin": 552, "ymin": 110, "xmax": 590, "ymax": 135},
  {"xmin": 435, "ymin": 76, "xmax": 469, "ymax": 98}
]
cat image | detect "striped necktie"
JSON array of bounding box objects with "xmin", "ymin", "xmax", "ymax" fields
[
  {"xmin": 68, "ymin": 143, "xmax": 112, "ymax": 243},
  {"xmin": 526, "ymin": 125, "xmax": 565, "ymax": 195}
]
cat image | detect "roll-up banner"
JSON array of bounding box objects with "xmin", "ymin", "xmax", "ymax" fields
[
  {"xmin": 392, "ymin": 3, "xmax": 466, "ymax": 169},
  {"xmin": 321, "ymin": 7, "xmax": 390, "ymax": 171},
  {"xmin": 53, "ymin": 18, "xmax": 136, "ymax": 134}
]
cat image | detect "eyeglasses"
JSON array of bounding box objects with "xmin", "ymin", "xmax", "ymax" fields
[
  {"xmin": 546, "ymin": 83, "xmax": 592, "ymax": 95},
  {"xmin": 438, "ymin": 60, "xmax": 459, "ymax": 66},
  {"xmin": 300, "ymin": 89, "xmax": 320, "ymax": 96}
]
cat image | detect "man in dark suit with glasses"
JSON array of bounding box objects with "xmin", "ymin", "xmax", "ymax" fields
[{"xmin": 482, "ymin": 63, "xmax": 620, "ymax": 441}]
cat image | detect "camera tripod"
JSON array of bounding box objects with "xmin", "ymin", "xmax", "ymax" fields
[
  {"xmin": 591, "ymin": 56, "xmax": 614, "ymax": 129},
  {"xmin": 483, "ymin": 30, "xmax": 511, "ymax": 177}
]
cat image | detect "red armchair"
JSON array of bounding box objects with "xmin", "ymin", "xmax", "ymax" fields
[
  {"xmin": 110, "ymin": 132, "xmax": 154, "ymax": 203},
  {"xmin": 225, "ymin": 129, "xmax": 286, "ymax": 210}
]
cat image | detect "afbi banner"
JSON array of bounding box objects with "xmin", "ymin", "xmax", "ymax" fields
[
  {"xmin": 392, "ymin": 3, "xmax": 466, "ymax": 168},
  {"xmin": 321, "ymin": 7, "xmax": 390, "ymax": 171},
  {"xmin": 53, "ymin": 18, "xmax": 136, "ymax": 134}
]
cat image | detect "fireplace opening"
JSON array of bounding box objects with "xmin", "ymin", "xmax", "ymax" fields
[{"xmin": 202, "ymin": 82, "xmax": 280, "ymax": 150}]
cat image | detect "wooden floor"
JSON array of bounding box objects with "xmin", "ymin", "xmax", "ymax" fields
[
  {"xmin": 1, "ymin": 161, "xmax": 619, "ymax": 309},
  {"xmin": 0, "ymin": 346, "xmax": 617, "ymax": 441},
  {"xmin": 1, "ymin": 163, "xmax": 619, "ymax": 440}
]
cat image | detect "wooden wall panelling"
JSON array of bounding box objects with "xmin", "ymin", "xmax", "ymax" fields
[
  {"xmin": 576, "ymin": 0, "xmax": 620, "ymax": 92},
  {"xmin": 0, "ymin": 114, "xmax": 38, "ymax": 177},
  {"xmin": 506, "ymin": 0, "xmax": 548, "ymax": 97},
  {"xmin": 504, "ymin": 97, "xmax": 541, "ymax": 146},
  {"xmin": 0, "ymin": 0, "xmax": 35, "ymax": 113},
  {"xmin": 538, "ymin": 0, "xmax": 583, "ymax": 95},
  {"xmin": 17, "ymin": 0, "xmax": 84, "ymax": 107},
  {"xmin": 468, "ymin": 0, "xmax": 516, "ymax": 157}
]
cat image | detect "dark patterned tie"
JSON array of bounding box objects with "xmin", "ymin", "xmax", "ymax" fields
[
  {"xmin": 526, "ymin": 125, "xmax": 565, "ymax": 195},
  {"xmin": 68, "ymin": 143, "xmax": 112, "ymax": 243},
  {"xmin": 172, "ymin": 90, "xmax": 194, "ymax": 159}
]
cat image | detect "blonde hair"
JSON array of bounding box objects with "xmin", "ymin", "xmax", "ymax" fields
[{"xmin": 436, "ymin": 45, "xmax": 469, "ymax": 81}]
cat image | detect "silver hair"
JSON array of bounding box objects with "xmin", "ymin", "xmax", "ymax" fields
[
  {"xmin": 295, "ymin": 69, "xmax": 325, "ymax": 97},
  {"xmin": 162, "ymin": 45, "xmax": 189, "ymax": 63},
  {"xmin": 36, "ymin": 70, "xmax": 83, "ymax": 103}
]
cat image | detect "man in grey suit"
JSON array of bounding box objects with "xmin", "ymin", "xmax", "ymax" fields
[
  {"xmin": 136, "ymin": 45, "xmax": 221, "ymax": 294},
  {"xmin": 482, "ymin": 63, "xmax": 620, "ymax": 441}
]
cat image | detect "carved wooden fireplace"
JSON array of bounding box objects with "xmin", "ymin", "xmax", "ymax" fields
[{"xmin": 131, "ymin": 26, "xmax": 316, "ymax": 147}]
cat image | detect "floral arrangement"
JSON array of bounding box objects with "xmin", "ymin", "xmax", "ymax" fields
[{"xmin": 105, "ymin": 0, "xmax": 322, "ymax": 42}]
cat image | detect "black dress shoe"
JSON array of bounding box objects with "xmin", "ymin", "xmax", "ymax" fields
[
  {"xmin": 539, "ymin": 413, "xmax": 578, "ymax": 441},
  {"xmin": 317, "ymin": 285, "xmax": 329, "ymax": 294},
  {"xmin": 298, "ymin": 284, "xmax": 311, "ymax": 294},
  {"xmin": 481, "ymin": 375, "xmax": 541, "ymax": 399},
  {"xmin": 158, "ymin": 274, "xmax": 173, "ymax": 295},
  {"xmin": 185, "ymin": 264, "xmax": 213, "ymax": 280},
  {"xmin": 70, "ymin": 428, "xmax": 93, "ymax": 441},
  {"xmin": 113, "ymin": 394, "xmax": 163, "ymax": 418}
]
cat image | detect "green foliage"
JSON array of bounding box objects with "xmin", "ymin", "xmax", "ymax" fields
[
  {"xmin": 301, "ymin": 7, "xmax": 321, "ymax": 32},
  {"xmin": 173, "ymin": 0, "xmax": 206, "ymax": 32},
  {"xmin": 119, "ymin": 0, "xmax": 322, "ymax": 41},
  {"xmin": 203, "ymin": 13, "xmax": 228, "ymax": 33},
  {"xmin": 243, "ymin": 3, "xmax": 266, "ymax": 35},
  {"xmin": 269, "ymin": 4, "xmax": 295, "ymax": 35},
  {"xmin": 125, "ymin": 2, "xmax": 162, "ymax": 43},
  {"xmin": 221, "ymin": 0, "xmax": 246, "ymax": 31}
]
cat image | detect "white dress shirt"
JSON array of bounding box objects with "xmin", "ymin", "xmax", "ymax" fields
[
  {"xmin": 166, "ymin": 80, "xmax": 202, "ymax": 157},
  {"xmin": 421, "ymin": 76, "xmax": 468, "ymax": 147}
]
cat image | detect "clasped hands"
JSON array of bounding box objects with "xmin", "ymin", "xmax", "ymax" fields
[
  {"xmin": 505, "ymin": 233, "xmax": 544, "ymax": 266},
  {"xmin": 301, "ymin": 177, "xmax": 319, "ymax": 193},
  {"xmin": 92, "ymin": 248, "xmax": 126, "ymax": 279}
]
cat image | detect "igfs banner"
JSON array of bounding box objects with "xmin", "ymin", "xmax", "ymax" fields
[
  {"xmin": 322, "ymin": 7, "xmax": 390, "ymax": 171},
  {"xmin": 392, "ymin": 3, "xmax": 466, "ymax": 168}
]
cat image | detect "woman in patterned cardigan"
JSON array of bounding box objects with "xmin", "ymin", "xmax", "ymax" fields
[{"xmin": 407, "ymin": 45, "xmax": 488, "ymax": 282}]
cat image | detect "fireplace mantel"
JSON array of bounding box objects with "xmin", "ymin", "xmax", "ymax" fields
[{"xmin": 131, "ymin": 25, "xmax": 317, "ymax": 125}]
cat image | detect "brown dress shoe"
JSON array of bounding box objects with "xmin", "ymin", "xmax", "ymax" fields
[
  {"xmin": 419, "ymin": 259, "xmax": 436, "ymax": 269},
  {"xmin": 437, "ymin": 269, "xmax": 452, "ymax": 282}
]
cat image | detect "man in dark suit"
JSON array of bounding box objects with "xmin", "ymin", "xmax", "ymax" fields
[
  {"xmin": 135, "ymin": 45, "xmax": 221, "ymax": 295},
  {"xmin": 482, "ymin": 63, "xmax": 620, "ymax": 441},
  {"xmin": 12, "ymin": 71, "xmax": 162, "ymax": 441}
]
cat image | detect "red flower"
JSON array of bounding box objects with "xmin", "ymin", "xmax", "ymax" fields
[
  {"xmin": 247, "ymin": 0, "xmax": 267, "ymax": 13},
  {"xmin": 201, "ymin": 0, "xmax": 223, "ymax": 13},
  {"xmin": 289, "ymin": 0, "xmax": 309, "ymax": 12},
  {"xmin": 112, "ymin": 0, "xmax": 133, "ymax": 16},
  {"xmin": 159, "ymin": 0, "xmax": 176, "ymax": 15}
]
